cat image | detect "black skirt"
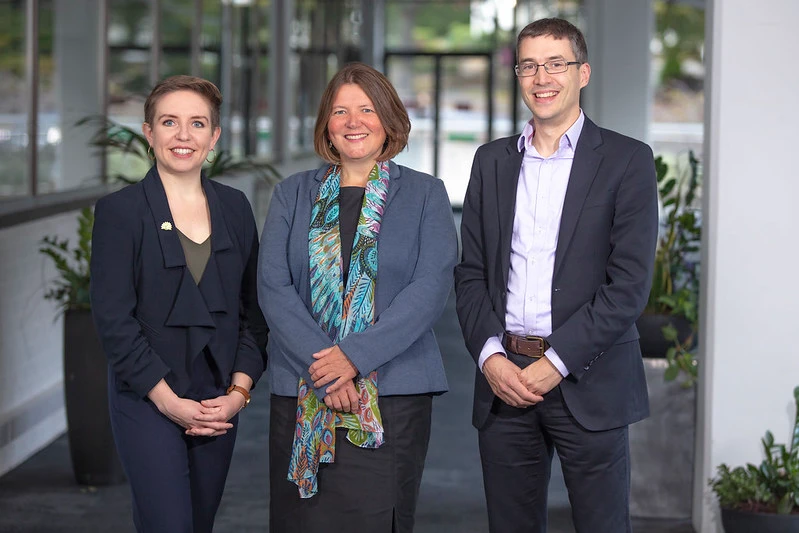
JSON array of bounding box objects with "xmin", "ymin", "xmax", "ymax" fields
[{"xmin": 269, "ymin": 393, "xmax": 433, "ymax": 533}]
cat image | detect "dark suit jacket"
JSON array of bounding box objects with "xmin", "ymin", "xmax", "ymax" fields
[
  {"xmin": 455, "ymin": 116, "xmax": 658, "ymax": 431},
  {"xmin": 90, "ymin": 167, "xmax": 268, "ymax": 399}
]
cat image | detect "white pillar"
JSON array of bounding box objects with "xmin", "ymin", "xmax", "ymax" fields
[
  {"xmin": 55, "ymin": 0, "xmax": 104, "ymax": 190},
  {"xmin": 695, "ymin": 0, "xmax": 799, "ymax": 531},
  {"xmin": 582, "ymin": 0, "xmax": 653, "ymax": 143}
]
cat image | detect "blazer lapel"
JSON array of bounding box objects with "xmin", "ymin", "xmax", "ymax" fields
[
  {"xmin": 141, "ymin": 167, "xmax": 185, "ymax": 268},
  {"xmin": 497, "ymin": 138, "xmax": 524, "ymax": 288},
  {"xmin": 554, "ymin": 118, "xmax": 604, "ymax": 278},
  {"xmin": 196, "ymin": 177, "xmax": 231, "ymax": 314},
  {"xmin": 385, "ymin": 160, "xmax": 402, "ymax": 209}
]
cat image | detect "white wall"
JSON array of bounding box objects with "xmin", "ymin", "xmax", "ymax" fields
[
  {"xmin": 0, "ymin": 213, "xmax": 79, "ymax": 476},
  {"xmin": 695, "ymin": 0, "xmax": 799, "ymax": 530}
]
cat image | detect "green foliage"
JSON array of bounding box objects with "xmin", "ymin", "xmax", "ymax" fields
[
  {"xmin": 647, "ymin": 151, "xmax": 701, "ymax": 385},
  {"xmin": 77, "ymin": 116, "xmax": 282, "ymax": 185},
  {"xmin": 662, "ymin": 322, "xmax": 698, "ymax": 387},
  {"xmin": 647, "ymin": 151, "xmax": 701, "ymax": 316},
  {"xmin": 654, "ymin": 1, "xmax": 705, "ymax": 86},
  {"xmin": 710, "ymin": 386, "xmax": 799, "ymax": 514},
  {"xmin": 39, "ymin": 208, "xmax": 94, "ymax": 314}
]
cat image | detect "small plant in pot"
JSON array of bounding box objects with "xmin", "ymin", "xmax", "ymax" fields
[
  {"xmin": 709, "ymin": 386, "xmax": 799, "ymax": 533},
  {"xmin": 40, "ymin": 207, "xmax": 125, "ymax": 486},
  {"xmin": 636, "ymin": 151, "xmax": 701, "ymax": 384}
]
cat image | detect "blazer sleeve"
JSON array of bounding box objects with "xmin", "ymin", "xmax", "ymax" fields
[
  {"xmin": 90, "ymin": 196, "xmax": 171, "ymax": 398},
  {"xmin": 454, "ymin": 146, "xmax": 507, "ymax": 362},
  {"xmin": 337, "ymin": 178, "xmax": 458, "ymax": 376},
  {"xmin": 257, "ymin": 181, "xmax": 336, "ymax": 383},
  {"xmin": 231, "ymin": 191, "xmax": 269, "ymax": 385},
  {"xmin": 547, "ymin": 142, "xmax": 659, "ymax": 378}
]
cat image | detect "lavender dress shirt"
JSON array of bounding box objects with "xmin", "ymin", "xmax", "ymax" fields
[{"xmin": 478, "ymin": 111, "xmax": 587, "ymax": 377}]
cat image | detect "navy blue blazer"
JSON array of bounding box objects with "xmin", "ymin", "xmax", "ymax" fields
[
  {"xmin": 455, "ymin": 116, "xmax": 658, "ymax": 431},
  {"xmin": 90, "ymin": 167, "xmax": 268, "ymax": 398},
  {"xmin": 258, "ymin": 161, "xmax": 457, "ymax": 399}
]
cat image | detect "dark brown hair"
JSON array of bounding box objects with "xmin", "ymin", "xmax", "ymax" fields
[
  {"xmin": 144, "ymin": 75, "xmax": 222, "ymax": 130},
  {"xmin": 517, "ymin": 18, "xmax": 588, "ymax": 64},
  {"xmin": 314, "ymin": 62, "xmax": 410, "ymax": 164}
]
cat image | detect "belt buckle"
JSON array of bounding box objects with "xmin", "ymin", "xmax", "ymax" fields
[{"xmin": 524, "ymin": 335, "xmax": 545, "ymax": 358}]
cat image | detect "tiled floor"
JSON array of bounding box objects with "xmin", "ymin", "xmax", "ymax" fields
[{"xmin": 0, "ymin": 294, "xmax": 694, "ymax": 533}]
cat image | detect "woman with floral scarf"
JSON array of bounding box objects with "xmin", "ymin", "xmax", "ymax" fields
[{"xmin": 257, "ymin": 62, "xmax": 457, "ymax": 532}]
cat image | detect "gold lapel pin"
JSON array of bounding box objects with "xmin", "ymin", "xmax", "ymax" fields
[{"xmin": 161, "ymin": 221, "xmax": 173, "ymax": 231}]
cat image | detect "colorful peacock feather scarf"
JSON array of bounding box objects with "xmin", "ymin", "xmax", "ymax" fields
[{"xmin": 287, "ymin": 162, "xmax": 389, "ymax": 498}]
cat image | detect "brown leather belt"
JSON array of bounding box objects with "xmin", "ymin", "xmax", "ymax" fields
[{"xmin": 503, "ymin": 333, "xmax": 550, "ymax": 359}]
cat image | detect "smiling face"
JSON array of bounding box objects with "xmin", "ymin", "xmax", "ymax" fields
[
  {"xmin": 327, "ymin": 83, "xmax": 387, "ymax": 167},
  {"xmin": 142, "ymin": 90, "xmax": 221, "ymax": 180},
  {"xmin": 518, "ymin": 35, "xmax": 590, "ymax": 131}
]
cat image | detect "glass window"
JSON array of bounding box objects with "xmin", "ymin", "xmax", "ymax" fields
[
  {"xmin": 201, "ymin": 0, "xmax": 222, "ymax": 86},
  {"xmin": 290, "ymin": 0, "xmax": 351, "ymax": 155},
  {"xmin": 253, "ymin": 0, "xmax": 271, "ymax": 157},
  {"xmin": 108, "ymin": 0, "xmax": 152, "ymax": 183},
  {"xmin": 37, "ymin": 0, "xmax": 60, "ymax": 193},
  {"xmin": 650, "ymin": 0, "xmax": 705, "ymax": 162},
  {"xmin": 0, "ymin": 0, "xmax": 29, "ymax": 198},
  {"xmin": 161, "ymin": 0, "xmax": 193, "ymax": 80}
]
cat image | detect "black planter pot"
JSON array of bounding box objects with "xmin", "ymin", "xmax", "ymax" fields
[
  {"xmin": 63, "ymin": 309, "xmax": 126, "ymax": 485},
  {"xmin": 636, "ymin": 312, "xmax": 694, "ymax": 358},
  {"xmin": 721, "ymin": 507, "xmax": 799, "ymax": 533}
]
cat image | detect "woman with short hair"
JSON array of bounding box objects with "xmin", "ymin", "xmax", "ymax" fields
[
  {"xmin": 258, "ymin": 62, "xmax": 457, "ymax": 532},
  {"xmin": 91, "ymin": 75, "xmax": 268, "ymax": 533}
]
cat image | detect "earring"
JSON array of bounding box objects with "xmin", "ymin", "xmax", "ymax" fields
[
  {"xmin": 206, "ymin": 148, "xmax": 216, "ymax": 164},
  {"xmin": 147, "ymin": 146, "xmax": 155, "ymax": 161},
  {"xmin": 328, "ymin": 139, "xmax": 338, "ymax": 154}
]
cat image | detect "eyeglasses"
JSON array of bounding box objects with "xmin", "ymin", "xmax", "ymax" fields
[{"xmin": 514, "ymin": 60, "xmax": 582, "ymax": 77}]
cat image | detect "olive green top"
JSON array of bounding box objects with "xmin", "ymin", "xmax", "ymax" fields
[{"xmin": 176, "ymin": 228, "xmax": 211, "ymax": 285}]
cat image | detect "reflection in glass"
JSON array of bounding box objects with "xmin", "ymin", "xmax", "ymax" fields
[
  {"xmin": 253, "ymin": 0, "xmax": 271, "ymax": 157},
  {"xmin": 37, "ymin": 0, "xmax": 60, "ymax": 193},
  {"xmin": 108, "ymin": 0, "xmax": 152, "ymax": 182},
  {"xmin": 0, "ymin": 0, "xmax": 28, "ymax": 197}
]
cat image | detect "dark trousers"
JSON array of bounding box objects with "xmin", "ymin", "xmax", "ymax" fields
[
  {"xmin": 479, "ymin": 353, "xmax": 631, "ymax": 533},
  {"xmin": 108, "ymin": 352, "xmax": 237, "ymax": 533},
  {"xmin": 269, "ymin": 393, "xmax": 433, "ymax": 533}
]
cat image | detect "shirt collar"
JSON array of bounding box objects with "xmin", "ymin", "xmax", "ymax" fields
[{"xmin": 517, "ymin": 110, "xmax": 586, "ymax": 153}]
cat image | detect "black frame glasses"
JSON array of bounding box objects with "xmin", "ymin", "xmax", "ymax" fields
[{"xmin": 514, "ymin": 60, "xmax": 582, "ymax": 77}]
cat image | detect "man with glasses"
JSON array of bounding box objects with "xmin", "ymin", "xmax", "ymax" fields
[{"xmin": 455, "ymin": 17, "xmax": 658, "ymax": 533}]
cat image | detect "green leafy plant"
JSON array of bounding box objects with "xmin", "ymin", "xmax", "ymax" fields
[
  {"xmin": 647, "ymin": 151, "xmax": 701, "ymax": 316},
  {"xmin": 39, "ymin": 207, "xmax": 94, "ymax": 314},
  {"xmin": 76, "ymin": 115, "xmax": 282, "ymax": 185},
  {"xmin": 645, "ymin": 151, "xmax": 701, "ymax": 385},
  {"xmin": 710, "ymin": 386, "xmax": 799, "ymax": 514}
]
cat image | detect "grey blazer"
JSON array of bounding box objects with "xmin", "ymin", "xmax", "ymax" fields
[{"xmin": 258, "ymin": 161, "xmax": 457, "ymax": 399}]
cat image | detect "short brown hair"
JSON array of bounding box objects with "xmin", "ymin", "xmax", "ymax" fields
[
  {"xmin": 314, "ymin": 62, "xmax": 411, "ymax": 164},
  {"xmin": 517, "ymin": 18, "xmax": 588, "ymax": 64},
  {"xmin": 144, "ymin": 75, "xmax": 222, "ymax": 130}
]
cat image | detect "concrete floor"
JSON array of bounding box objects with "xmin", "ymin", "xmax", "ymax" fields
[{"xmin": 0, "ymin": 294, "xmax": 695, "ymax": 532}]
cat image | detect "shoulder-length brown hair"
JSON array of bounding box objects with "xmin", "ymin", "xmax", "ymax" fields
[
  {"xmin": 144, "ymin": 75, "xmax": 222, "ymax": 130},
  {"xmin": 314, "ymin": 62, "xmax": 411, "ymax": 164}
]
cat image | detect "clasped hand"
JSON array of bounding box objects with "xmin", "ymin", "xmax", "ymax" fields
[
  {"xmin": 309, "ymin": 345, "xmax": 361, "ymax": 414},
  {"xmin": 483, "ymin": 354, "xmax": 563, "ymax": 408},
  {"xmin": 161, "ymin": 393, "xmax": 244, "ymax": 438}
]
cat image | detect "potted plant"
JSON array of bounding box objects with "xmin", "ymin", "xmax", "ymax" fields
[
  {"xmin": 710, "ymin": 386, "xmax": 799, "ymax": 532},
  {"xmin": 39, "ymin": 207, "xmax": 125, "ymax": 486},
  {"xmin": 637, "ymin": 151, "xmax": 701, "ymax": 369},
  {"xmin": 629, "ymin": 152, "xmax": 701, "ymax": 519}
]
